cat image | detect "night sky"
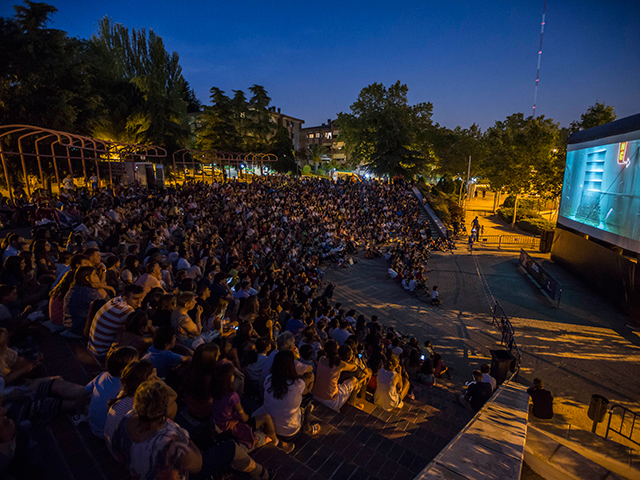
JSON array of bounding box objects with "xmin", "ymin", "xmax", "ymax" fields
[{"xmin": 2, "ymin": 0, "xmax": 639, "ymax": 130}]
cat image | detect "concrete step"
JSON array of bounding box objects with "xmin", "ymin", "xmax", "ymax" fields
[
  {"xmin": 530, "ymin": 416, "xmax": 640, "ymax": 475},
  {"xmin": 525, "ymin": 425, "xmax": 640, "ymax": 480}
]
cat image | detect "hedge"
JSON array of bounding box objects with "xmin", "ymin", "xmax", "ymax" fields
[{"xmin": 497, "ymin": 207, "xmax": 555, "ymax": 234}]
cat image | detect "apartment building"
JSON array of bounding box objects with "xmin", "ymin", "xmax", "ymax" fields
[{"xmin": 300, "ymin": 119, "xmax": 347, "ymax": 164}]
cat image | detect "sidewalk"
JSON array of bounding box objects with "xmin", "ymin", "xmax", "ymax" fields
[{"xmin": 462, "ymin": 192, "xmax": 534, "ymax": 239}]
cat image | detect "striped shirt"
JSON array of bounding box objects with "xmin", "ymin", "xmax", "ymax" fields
[
  {"xmin": 88, "ymin": 296, "xmax": 134, "ymax": 356},
  {"xmin": 104, "ymin": 396, "xmax": 134, "ymax": 453}
]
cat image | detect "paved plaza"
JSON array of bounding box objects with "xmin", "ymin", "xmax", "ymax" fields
[
  {"xmin": 22, "ymin": 192, "xmax": 640, "ymax": 480},
  {"xmin": 328, "ymin": 192, "xmax": 640, "ymax": 442}
]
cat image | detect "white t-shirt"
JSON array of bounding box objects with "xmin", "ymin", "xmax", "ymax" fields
[
  {"xmin": 262, "ymin": 376, "xmax": 305, "ymax": 437},
  {"xmin": 482, "ymin": 373, "xmax": 497, "ymax": 392},
  {"xmin": 247, "ymin": 353, "xmax": 269, "ymax": 386},
  {"xmin": 260, "ymin": 350, "xmax": 311, "ymax": 395},
  {"xmin": 374, "ymin": 368, "xmax": 403, "ymax": 410},
  {"xmin": 431, "ymin": 290, "xmax": 439, "ymax": 300},
  {"xmin": 330, "ymin": 328, "xmax": 351, "ymax": 346},
  {"xmin": 176, "ymin": 258, "xmax": 191, "ymax": 271}
]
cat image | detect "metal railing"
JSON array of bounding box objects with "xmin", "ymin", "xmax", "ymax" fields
[
  {"xmin": 477, "ymin": 234, "xmax": 540, "ymax": 249},
  {"xmin": 492, "ymin": 301, "xmax": 522, "ymax": 372},
  {"xmin": 606, "ymin": 405, "xmax": 640, "ymax": 447},
  {"xmin": 411, "ymin": 187, "xmax": 448, "ymax": 239}
]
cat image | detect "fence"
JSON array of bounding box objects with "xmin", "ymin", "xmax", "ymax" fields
[
  {"xmin": 492, "ymin": 301, "xmax": 522, "ymax": 372},
  {"xmin": 606, "ymin": 405, "xmax": 640, "ymax": 448},
  {"xmin": 477, "ymin": 234, "xmax": 540, "ymax": 249},
  {"xmin": 519, "ymin": 249, "xmax": 563, "ymax": 307}
]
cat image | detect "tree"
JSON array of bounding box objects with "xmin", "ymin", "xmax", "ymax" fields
[
  {"xmin": 306, "ymin": 144, "xmax": 329, "ymax": 170},
  {"xmin": 196, "ymin": 84, "xmax": 278, "ymax": 154},
  {"xmin": 93, "ymin": 18, "xmax": 190, "ymax": 153},
  {"xmin": 337, "ymin": 81, "xmax": 434, "ymax": 179},
  {"xmin": 196, "ymin": 87, "xmax": 242, "ymax": 152},
  {"xmin": 0, "ymin": 1, "xmax": 102, "ymax": 131},
  {"xmin": 483, "ymin": 113, "xmax": 560, "ymax": 198},
  {"xmin": 569, "ymin": 102, "xmax": 616, "ymax": 133},
  {"xmin": 245, "ymin": 85, "xmax": 276, "ymax": 152},
  {"xmin": 431, "ymin": 123, "xmax": 486, "ymax": 181},
  {"xmin": 269, "ymin": 126, "xmax": 297, "ymax": 173}
]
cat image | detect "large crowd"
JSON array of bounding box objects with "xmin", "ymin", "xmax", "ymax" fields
[{"xmin": 0, "ymin": 177, "xmax": 497, "ymax": 480}]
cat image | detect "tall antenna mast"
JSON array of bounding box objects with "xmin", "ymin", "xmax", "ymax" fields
[{"xmin": 532, "ymin": 0, "xmax": 547, "ymax": 117}]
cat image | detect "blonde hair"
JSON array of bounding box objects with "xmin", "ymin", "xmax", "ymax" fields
[
  {"xmin": 387, "ymin": 353, "xmax": 400, "ymax": 370},
  {"xmin": 133, "ymin": 379, "xmax": 169, "ymax": 423}
]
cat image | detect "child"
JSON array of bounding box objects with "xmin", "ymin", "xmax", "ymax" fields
[
  {"xmin": 431, "ymin": 286, "xmax": 442, "ymax": 306},
  {"xmin": 55, "ymin": 251, "xmax": 72, "ymax": 283},
  {"xmin": 82, "ymin": 346, "xmax": 139, "ymax": 438},
  {"xmin": 298, "ymin": 326, "xmax": 322, "ymax": 361},
  {"xmin": 246, "ymin": 336, "xmax": 271, "ymax": 393},
  {"xmin": 211, "ymin": 362, "xmax": 294, "ymax": 453},
  {"xmin": 142, "ymin": 327, "xmax": 190, "ymax": 379},
  {"xmin": 298, "ymin": 344, "xmax": 315, "ymax": 372}
]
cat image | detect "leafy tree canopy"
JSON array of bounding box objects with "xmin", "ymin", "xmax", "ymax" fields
[
  {"xmin": 337, "ymin": 81, "xmax": 434, "ymax": 179},
  {"xmin": 196, "ymin": 84, "xmax": 277, "ymax": 153},
  {"xmin": 483, "ymin": 113, "xmax": 561, "ymax": 198},
  {"xmin": 569, "ymin": 101, "xmax": 616, "ymax": 134}
]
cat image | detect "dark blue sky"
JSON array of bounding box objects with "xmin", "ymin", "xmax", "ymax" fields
[{"xmin": 3, "ymin": 1, "xmax": 639, "ymax": 130}]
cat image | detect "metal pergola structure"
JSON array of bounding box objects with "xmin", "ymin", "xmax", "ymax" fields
[
  {"xmin": 172, "ymin": 149, "xmax": 278, "ymax": 183},
  {"xmin": 0, "ymin": 125, "xmax": 166, "ymax": 202}
]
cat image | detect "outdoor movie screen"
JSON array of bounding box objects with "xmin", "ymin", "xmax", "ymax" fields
[{"xmin": 558, "ymin": 136, "xmax": 640, "ymax": 254}]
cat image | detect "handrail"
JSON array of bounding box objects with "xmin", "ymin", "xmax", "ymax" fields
[
  {"xmin": 478, "ymin": 234, "xmax": 540, "ymax": 249},
  {"xmin": 411, "ymin": 186, "xmax": 448, "ymax": 239},
  {"xmin": 606, "ymin": 404, "xmax": 640, "ymax": 447},
  {"xmin": 492, "ymin": 301, "xmax": 522, "ymax": 373}
]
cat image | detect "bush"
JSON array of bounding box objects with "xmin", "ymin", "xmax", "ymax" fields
[
  {"xmin": 502, "ymin": 196, "xmax": 537, "ymax": 210},
  {"xmin": 517, "ymin": 217, "xmax": 555, "ymax": 235},
  {"xmin": 317, "ymin": 168, "xmax": 326, "ymax": 176},
  {"xmin": 497, "ymin": 207, "xmax": 538, "ymax": 223},
  {"xmin": 497, "ymin": 208, "xmax": 555, "ymax": 234},
  {"xmin": 302, "ymin": 165, "xmax": 311, "ymax": 173}
]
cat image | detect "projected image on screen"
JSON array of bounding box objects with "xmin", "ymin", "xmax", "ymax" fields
[{"xmin": 559, "ymin": 138, "xmax": 640, "ymax": 253}]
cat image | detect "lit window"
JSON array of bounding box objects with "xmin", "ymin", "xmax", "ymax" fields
[
  {"xmin": 308, "ymin": 133, "xmax": 314, "ymax": 139},
  {"xmin": 326, "ymin": 132, "xmax": 332, "ymax": 139},
  {"xmin": 315, "ymin": 133, "xmax": 320, "ymax": 138}
]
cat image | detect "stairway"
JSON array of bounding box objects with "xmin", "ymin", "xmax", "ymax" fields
[
  {"xmin": 525, "ymin": 421, "xmax": 640, "ymax": 480},
  {"xmin": 411, "ymin": 187, "xmax": 445, "ymax": 240}
]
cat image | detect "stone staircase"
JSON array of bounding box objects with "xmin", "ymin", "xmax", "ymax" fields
[
  {"xmin": 411, "ymin": 186, "xmax": 446, "ymax": 240},
  {"xmin": 525, "ymin": 418, "xmax": 640, "ymax": 480}
]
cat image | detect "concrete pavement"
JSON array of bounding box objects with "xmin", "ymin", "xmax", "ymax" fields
[{"xmin": 326, "ymin": 193, "xmax": 640, "ymax": 452}]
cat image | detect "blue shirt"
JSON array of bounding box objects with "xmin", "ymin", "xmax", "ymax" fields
[
  {"xmin": 142, "ymin": 346, "xmax": 183, "ymax": 378},
  {"xmin": 85, "ymin": 372, "xmax": 121, "ymax": 438},
  {"xmin": 286, "ymin": 318, "xmax": 306, "ymax": 335}
]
